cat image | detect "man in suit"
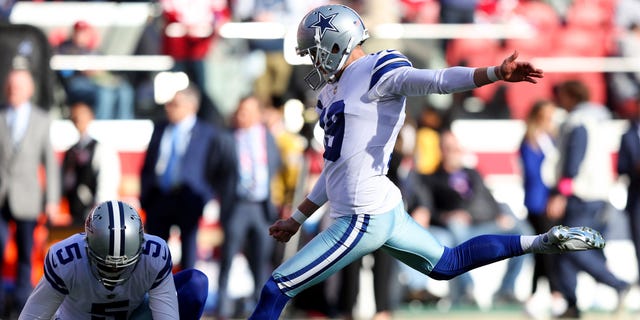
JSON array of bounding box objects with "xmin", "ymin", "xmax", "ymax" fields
[
  {"xmin": 0, "ymin": 68, "xmax": 60, "ymax": 317},
  {"xmin": 617, "ymin": 94, "xmax": 640, "ymax": 291},
  {"xmin": 215, "ymin": 95, "xmax": 281, "ymax": 320},
  {"xmin": 140, "ymin": 83, "xmax": 226, "ymax": 270}
]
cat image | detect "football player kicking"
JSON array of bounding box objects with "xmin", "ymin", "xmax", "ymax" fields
[
  {"xmin": 249, "ymin": 4, "xmax": 606, "ymax": 320},
  {"xmin": 19, "ymin": 200, "xmax": 208, "ymax": 320}
]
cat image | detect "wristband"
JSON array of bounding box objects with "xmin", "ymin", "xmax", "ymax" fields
[
  {"xmin": 557, "ymin": 177, "xmax": 573, "ymax": 196},
  {"xmin": 487, "ymin": 66, "xmax": 500, "ymax": 82},
  {"xmin": 291, "ymin": 209, "xmax": 308, "ymax": 224}
]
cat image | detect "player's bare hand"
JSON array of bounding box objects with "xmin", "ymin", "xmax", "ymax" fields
[
  {"xmin": 499, "ymin": 51, "xmax": 543, "ymax": 84},
  {"xmin": 269, "ymin": 218, "xmax": 301, "ymax": 242}
]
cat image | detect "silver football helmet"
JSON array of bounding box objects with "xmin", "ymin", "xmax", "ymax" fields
[
  {"xmin": 85, "ymin": 200, "xmax": 144, "ymax": 287},
  {"xmin": 296, "ymin": 4, "xmax": 369, "ymax": 90}
]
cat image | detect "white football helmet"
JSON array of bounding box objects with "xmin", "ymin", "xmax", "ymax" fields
[
  {"xmin": 296, "ymin": 4, "xmax": 369, "ymax": 90},
  {"xmin": 85, "ymin": 200, "xmax": 144, "ymax": 287}
]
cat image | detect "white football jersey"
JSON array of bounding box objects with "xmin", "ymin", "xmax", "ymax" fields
[
  {"xmin": 313, "ymin": 49, "xmax": 476, "ymax": 217},
  {"xmin": 36, "ymin": 233, "xmax": 175, "ymax": 319}
]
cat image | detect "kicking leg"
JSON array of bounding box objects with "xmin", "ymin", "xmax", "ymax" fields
[
  {"xmin": 429, "ymin": 235, "xmax": 523, "ymax": 280},
  {"xmin": 430, "ymin": 225, "xmax": 606, "ymax": 280},
  {"xmin": 383, "ymin": 211, "xmax": 604, "ymax": 280}
]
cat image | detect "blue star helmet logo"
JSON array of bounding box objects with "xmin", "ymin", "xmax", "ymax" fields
[{"xmin": 310, "ymin": 12, "xmax": 339, "ymax": 39}]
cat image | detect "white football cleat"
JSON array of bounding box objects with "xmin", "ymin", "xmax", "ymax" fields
[{"xmin": 539, "ymin": 225, "xmax": 605, "ymax": 253}]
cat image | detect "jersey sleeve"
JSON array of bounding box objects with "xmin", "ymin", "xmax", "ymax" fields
[
  {"xmin": 42, "ymin": 244, "xmax": 75, "ymax": 295},
  {"xmin": 18, "ymin": 278, "xmax": 66, "ymax": 320},
  {"xmin": 367, "ymin": 50, "xmax": 477, "ymax": 99},
  {"xmin": 141, "ymin": 235, "xmax": 174, "ymax": 290},
  {"xmin": 148, "ymin": 271, "xmax": 179, "ymax": 319},
  {"xmin": 140, "ymin": 235, "xmax": 179, "ymax": 319}
]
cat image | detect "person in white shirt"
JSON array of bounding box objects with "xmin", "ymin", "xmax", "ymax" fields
[
  {"xmin": 19, "ymin": 200, "xmax": 208, "ymax": 320},
  {"xmin": 249, "ymin": 4, "xmax": 607, "ymax": 320}
]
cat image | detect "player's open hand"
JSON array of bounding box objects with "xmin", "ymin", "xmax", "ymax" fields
[
  {"xmin": 499, "ymin": 51, "xmax": 543, "ymax": 83},
  {"xmin": 269, "ymin": 218, "xmax": 301, "ymax": 242}
]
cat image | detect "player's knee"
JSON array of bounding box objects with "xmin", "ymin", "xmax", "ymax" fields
[
  {"xmin": 175, "ymin": 269, "xmax": 209, "ymax": 320},
  {"xmin": 175, "ymin": 269, "xmax": 209, "ymax": 297},
  {"xmin": 428, "ymin": 246, "xmax": 458, "ymax": 280},
  {"xmin": 262, "ymin": 277, "xmax": 284, "ymax": 298},
  {"xmin": 428, "ymin": 269, "xmax": 456, "ymax": 280}
]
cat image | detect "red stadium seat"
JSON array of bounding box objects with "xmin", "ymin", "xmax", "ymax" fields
[
  {"xmin": 553, "ymin": 26, "xmax": 610, "ymax": 57},
  {"xmin": 566, "ymin": 0, "xmax": 614, "ymax": 30},
  {"xmin": 504, "ymin": 76, "xmax": 555, "ymax": 120}
]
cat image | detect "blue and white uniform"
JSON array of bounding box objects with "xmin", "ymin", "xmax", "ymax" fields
[
  {"xmin": 19, "ymin": 233, "xmax": 177, "ymax": 319},
  {"xmin": 308, "ymin": 49, "xmax": 476, "ymax": 218},
  {"xmin": 271, "ymin": 50, "xmax": 489, "ymax": 297}
]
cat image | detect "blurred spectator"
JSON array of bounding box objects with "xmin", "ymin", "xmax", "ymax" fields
[
  {"xmin": 159, "ymin": 0, "xmax": 229, "ymax": 124},
  {"xmin": 518, "ymin": 99, "xmax": 564, "ymax": 317},
  {"xmin": 610, "ymin": 22, "xmax": 640, "ymax": 118},
  {"xmin": 414, "ymin": 105, "xmax": 443, "ymax": 175},
  {"xmin": 55, "ymin": 20, "xmax": 135, "ymax": 120},
  {"xmin": 140, "ymin": 84, "xmax": 222, "ymax": 270},
  {"xmin": 263, "ymin": 96, "xmax": 305, "ymax": 269},
  {"xmin": 61, "ymin": 100, "xmax": 121, "ymax": 227},
  {"xmin": 263, "ymin": 96, "xmax": 305, "ymax": 219},
  {"xmin": 439, "ymin": 0, "xmax": 476, "ymax": 24},
  {"xmin": 232, "ymin": 0, "xmax": 305, "ymax": 106},
  {"xmin": 215, "ymin": 95, "xmax": 281, "ymax": 320},
  {"xmin": 438, "ymin": 0, "xmax": 477, "ymax": 52},
  {"xmin": 0, "ymin": 69, "xmax": 61, "ymax": 317},
  {"xmin": 335, "ymin": 249, "xmax": 399, "ymax": 320},
  {"xmin": 401, "ymin": 166, "xmax": 461, "ymax": 308},
  {"xmin": 0, "ymin": 0, "xmax": 15, "ymax": 22},
  {"xmin": 420, "ymin": 130, "xmax": 531, "ymax": 307},
  {"xmin": 615, "ymin": 0, "xmax": 640, "ymax": 32},
  {"xmin": 616, "ymin": 94, "xmax": 640, "ymax": 295},
  {"xmin": 549, "ymin": 80, "xmax": 630, "ymax": 318}
]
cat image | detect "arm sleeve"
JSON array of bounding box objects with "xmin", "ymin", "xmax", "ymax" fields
[
  {"xmin": 307, "ymin": 170, "xmax": 328, "ymax": 206},
  {"xmin": 18, "ymin": 278, "xmax": 65, "ymax": 320},
  {"xmin": 370, "ymin": 66, "xmax": 477, "ymax": 98},
  {"xmin": 148, "ymin": 274, "xmax": 180, "ymax": 320}
]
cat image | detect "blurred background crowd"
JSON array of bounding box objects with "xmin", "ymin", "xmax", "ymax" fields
[{"xmin": 0, "ymin": 0, "xmax": 640, "ymax": 319}]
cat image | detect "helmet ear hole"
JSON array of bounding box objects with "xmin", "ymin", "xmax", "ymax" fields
[{"xmin": 331, "ymin": 43, "xmax": 340, "ymax": 54}]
